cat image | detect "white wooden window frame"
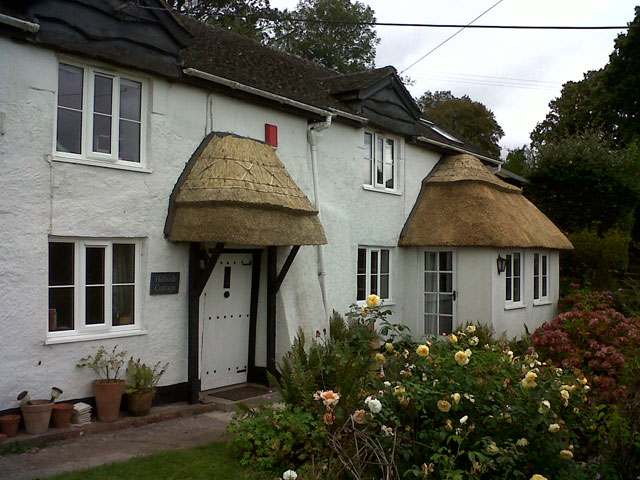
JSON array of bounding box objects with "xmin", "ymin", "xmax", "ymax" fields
[
  {"xmin": 356, "ymin": 246, "xmax": 393, "ymax": 304},
  {"xmin": 53, "ymin": 59, "xmax": 149, "ymax": 172},
  {"xmin": 46, "ymin": 238, "xmax": 145, "ymax": 344},
  {"xmin": 423, "ymin": 248, "xmax": 456, "ymax": 337},
  {"xmin": 363, "ymin": 132, "xmax": 399, "ymax": 194},
  {"xmin": 505, "ymin": 251, "xmax": 524, "ymax": 309},
  {"xmin": 533, "ymin": 252, "xmax": 550, "ymax": 305}
]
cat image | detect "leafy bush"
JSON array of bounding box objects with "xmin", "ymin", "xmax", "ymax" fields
[
  {"xmin": 228, "ymin": 404, "xmax": 325, "ymax": 472},
  {"xmin": 77, "ymin": 345, "xmax": 127, "ymax": 381},
  {"xmin": 125, "ymin": 357, "xmax": 169, "ymax": 394}
]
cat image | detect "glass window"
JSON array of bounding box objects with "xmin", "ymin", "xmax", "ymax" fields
[
  {"xmin": 48, "ymin": 239, "xmax": 141, "ymax": 338},
  {"xmin": 534, "ymin": 252, "xmax": 549, "ymax": 302},
  {"xmin": 424, "ymin": 250, "xmax": 454, "ymax": 336},
  {"xmin": 505, "ymin": 252, "xmax": 523, "ymax": 305},
  {"xmin": 55, "ymin": 63, "xmax": 145, "ymax": 166},
  {"xmin": 356, "ymin": 247, "xmax": 392, "ymax": 301},
  {"xmin": 363, "ymin": 132, "xmax": 397, "ymax": 191}
]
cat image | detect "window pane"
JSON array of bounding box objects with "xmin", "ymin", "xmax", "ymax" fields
[
  {"xmin": 376, "ymin": 137, "xmax": 383, "ymax": 185},
  {"xmin": 513, "ymin": 253, "xmax": 521, "ymax": 276},
  {"xmin": 380, "ymin": 274, "xmax": 389, "ymax": 299},
  {"xmin": 370, "ymin": 275, "xmax": 378, "ymax": 295},
  {"xmin": 86, "ymin": 286, "xmax": 105, "ymax": 324},
  {"xmin": 370, "ymin": 250, "xmax": 378, "ymax": 275},
  {"xmin": 357, "ymin": 248, "xmax": 366, "ymax": 275},
  {"xmin": 119, "ymin": 119, "xmax": 140, "ymax": 162},
  {"xmin": 425, "ymin": 251, "xmax": 437, "ymax": 271},
  {"xmin": 513, "ymin": 277, "xmax": 521, "ymax": 302},
  {"xmin": 86, "ymin": 247, "xmax": 105, "ymax": 285},
  {"xmin": 542, "ymin": 255, "xmax": 548, "ymax": 276},
  {"xmin": 49, "ymin": 287, "xmax": 74, "ymax": 331},
  {"xmin": 439, "ymin": 272, "xmax": 453, "ymax": 292},
  {"xmin": 49, "ymin": 242, "xmax": 74, "ymax": 286},
  {"xmin": 506, "ymin": 255, "xmax": 512, "ymax": 277},
  {"xmin": 439, "ymin": 294, "xmax": 453, "ymax": 315},
  {"xmin": 113, "ymin": 244, "xmax": 135, "ymax": 284},
  {"xmin": 380, "ymin": 249, "xmax": 389, "ymax": 274},
  {"xmin": 439, "ymin": 316, "xmax": 453, "ymax": 335},
  {"xmin": 56, "ymin": 108, "xmax": 82, "ymax": 154},
  {"xmin": 425, "ymin": 314, "xmax": 437, "ymax": 336},
  {"xmin": 542, "ymin": 276, "xmax": 548, "ymax": 297},
  {"xmin": 424, "ymin": 293, "xmax": 437, "ymax": 314},
  {"xmin": 93, "ymin": 114, "xmax": 112, "ymax": 153},
  {"xmin": 58, "ymin": 64, "xmax": 83, "ymax": 110},
  {"xmin": 94, "ymin": 75, "xmax": 113, "ymax": 114},
  {"xmin": 506, "ymin": 278, "xmax": 512, "ymax": 301},
  {"xmin": 424, "ymin": 272, "xmax": 437, "ymax": 292},
  {"xmin": 357, "ymin": 275, "xmax": 366, "ymax": 300},
  {"xmin": 364, "ymin": 133, "xmax": 372, "ymax": 184},
  {"xmin": 120, "ymin": 79, "xmax": 142, "ymax": 121},
  {"xmin": 113, "ymin": 285, "xmax": 134, "ymax": 325},
  {"xmin": 534, "ymin": 253, "xmax": 539, "ymax": 276},
  {"xmin": 534, "ymin": 277, "xmax": 539, "ymax": 300},
  {"xmin": 440, "ymin": 252, "xmax": 452, "ymax": 271},
  {"xmin": 384, "ymin": 139, "xmax": 394, "ymax": 189}
]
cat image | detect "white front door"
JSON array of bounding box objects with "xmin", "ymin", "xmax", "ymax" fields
[
  {"xmin": 200, "ymin": 253, "xmax": 253, "ymax": 390},
  {"xmin": 423, "ymin": 250, "xmax": 456, "ymax": 336}
]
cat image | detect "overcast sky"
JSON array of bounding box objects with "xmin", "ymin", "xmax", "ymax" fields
[{"xmin": 270, "ymin": 0, "xmax": 637, "ymax": 156}]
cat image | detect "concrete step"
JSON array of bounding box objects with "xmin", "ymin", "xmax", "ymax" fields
[{"xmin": 199, "ymin": 383, "xmax": 280, "ymax": 412}]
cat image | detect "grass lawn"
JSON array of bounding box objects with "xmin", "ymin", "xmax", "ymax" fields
[{"xmin": 41, "ymin": 441, "xmax": 274, "ymax": 480}]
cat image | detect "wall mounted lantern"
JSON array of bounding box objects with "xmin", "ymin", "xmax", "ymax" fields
[{"xmin": 496, "ymin": 255, "xmax": 507, "ymax": 274}]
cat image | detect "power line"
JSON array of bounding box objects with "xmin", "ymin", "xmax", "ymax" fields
[{"xmin": 400, "ymin": 0, "xmax": 505, "ymax": 74}]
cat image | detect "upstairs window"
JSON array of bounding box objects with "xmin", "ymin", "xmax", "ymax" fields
[
  {"xmin": 363, "ymin": 133, "xmax": 396, "ymax": 191},
  {"xmin": 56, "ymin": 62, "xmax": 145, "ymax": 166},
  {"xmin": 533, "ymin": 252, "xmax": 549, "ymax": 303},
  {"xmin": 357, "ymin": 247, "xmax": 391, "ymax": 302},
  {"xmin": 505, "ymin": 252, "xmax": 523, "ymax": 306}
]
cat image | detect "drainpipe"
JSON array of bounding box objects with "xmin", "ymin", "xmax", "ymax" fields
[
  {"xmin": 0, "ymin": 13, "xmax": 40, "ymax": 32},
  {"xmin": 308, "ymin": 115, "xmax": 334, "ymax": 320}
]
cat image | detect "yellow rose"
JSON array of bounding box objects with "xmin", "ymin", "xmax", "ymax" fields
[
  {"xmin": 452, "ymin": 392, "xmax": 461, "ymax": 404},
  {"xmin": 450, "ymin": 334, "xmax": 458, "ymax": 343},
  {"xmin": 384, "ymin": 342, "xmax": 394, "ymax": 352},
  {"xmin": 516, "ymin": 438, "xmax": 529, "ymax": 447},
  {"xmin": 466, "ymin": 325, "xmax": 476, "ymax": 334},
  {"xmin": 560, "ymin": 389, "xmax": 570, "ymax": 400},
  {"xmin": 393, "ymin": 386, "xmax": 405, "ymax": 396},
  {"xmin": 521, "ymin": 371, "xmax": 537, "ymax": 389},
  {"xmin": 416, "ymin": 345, "xmax": 430, "ymax": 357},
  {"xmin": 454, "ymin": 351, "xmax": 470, "ymax": 366},
  {"xmin": 560, "ymin": 449, "xmax": 574, "ymax": 460},
  {"xmin": 366, "ymin": 294, "xmax": 381, "ymax": 307},
  {"xmin": 538, "ymin": 400, "xmax": 551, "ymax": 414},
  {"xmin": 360, "ymin": 306, "xmax": 369, "ymax": 315},
  {"xmin": 437, "ymin": 400, "xmax": 451, "ymax": 412},
  {"xmin": 548, "ymin": 423, "xmax": 560, "ymax": 433},
  {"xmin": 487, "ymin": 442, "xmax": 499, "ymax": 455},
  {"xmin": 465, "ymin": 348, "xmax": 472, "ymax": 357},
  {"xmin": 469, "ymin": 336, "xmax": 479, "ymax": 346},
  {"xmin": 375, "ymin": 353, "xmax": 385, "ymax": 363},
  {"xmin": 530, "ymin": 475, "xmax": 548, "ymax": 480}
]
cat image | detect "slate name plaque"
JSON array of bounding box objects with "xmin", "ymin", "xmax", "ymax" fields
[{"xmin": 150, "ymin": 272, "xmax": 180, "ymax": 295}]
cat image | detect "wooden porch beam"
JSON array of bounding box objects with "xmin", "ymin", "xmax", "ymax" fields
[
  {"xmin": 266, "ymin": 246, "xmax": 277, "ymax": 375},
  {"xmin": 274, "ymin": 245, "xmax": 300, "ymax": 293},
  {"xmin": 196, "ymin": 242, "xmax": 225, "ymax": 296}
]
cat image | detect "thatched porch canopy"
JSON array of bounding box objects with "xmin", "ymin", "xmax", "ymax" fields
[
  {"xmin": 165, "ymin": 133, "xmax": 327, "ymax": 246},
  {"xmin": 399, "ymin": 154, "xmax": 573, "ymax": 250}
]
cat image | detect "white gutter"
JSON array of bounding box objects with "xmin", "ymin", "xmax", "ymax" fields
[
  {"xmin": 308, "ymin": 115, "xmax": 334, "ymax": 321},
  {"xmin": 0, "ymin": 13, "xmax": 40, "ymax": 33},
  {"xmin": 183, "ymin": 68, "xmax": 367, "ymax": 124},
  {"xmin": 416, "ymin": 135, "xmax": 501, "ymax": 165}
]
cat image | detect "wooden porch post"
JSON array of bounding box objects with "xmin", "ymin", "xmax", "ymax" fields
[
  {"xmin": 187, "ymin": 242, "xmax": 201, "ymax": 404},
  {"xmin": 266, "ymin": 246, "xmax": 277, "ymax": 375}
]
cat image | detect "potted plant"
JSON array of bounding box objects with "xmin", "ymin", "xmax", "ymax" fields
[
  {"xmin": 77, "ymin": 345, "xmax": 127, "ymax": 422},
  {"xmin": 48, "ymin": 387, "xmax": 73, "ymax": 429},
  {"xmin": 125, "ymin": 357, "xmax": 169, "ymax": 416},
  {"xmin": 0, "ymin": 413, "xmax": 21, "ymax": 437},
  {"xmin": 17, "ymin": 390, "xmax": 54, "ymax": 434}
]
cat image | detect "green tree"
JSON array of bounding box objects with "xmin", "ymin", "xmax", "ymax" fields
[
  {"xmin": 503, "ymin": 146, "xmax": 533, "ymax": 178},
  {"xmin": 525, "ymin": 134, "xmax": 640, "ymax": 235},
  {"xmin": 418, "ymin": 90, "xmax": 504, "ymax": 157},
  {"xmin": 172, "ymin": 0, "xmax": 283, "ymax": 44},
  {"xmin": 532, "ymin": 7, "xmax": 640, "ymax": 149},
  {"xmin": 273, "ymin": 0, "xmax": 379, "ymax": 73}
]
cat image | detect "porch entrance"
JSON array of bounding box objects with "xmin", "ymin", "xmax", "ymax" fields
[
  {"xmin": 423, "ymin": 250, "xmax": 456, "ymax": 336},
  {"xmin": 200, "ymin": 253, "xmax": 253, "ymax": 390}
]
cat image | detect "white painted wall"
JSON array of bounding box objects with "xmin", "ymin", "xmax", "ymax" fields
[{"xmin": 0, "ymin": 38, "xmax": 561, "ymax": 411}]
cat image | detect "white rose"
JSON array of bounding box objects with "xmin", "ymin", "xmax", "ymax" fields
[{"xmin": 283, "ymin": 470, "xmax": 298, "ymax": 480}]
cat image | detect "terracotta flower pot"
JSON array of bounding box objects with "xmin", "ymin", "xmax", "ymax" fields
[
  {"xmin": 127, "ymin": 389, "xmax": 155, "ymax": 416},
  {"xmin": 0, "ymin": 414, "xmax": 21, "ymax": 437},
  {"xmin": 51, "ymin": 403, "xmax": 74, "ymax": 429},
  {"xmin": 93, "ymin": 379, "xmax": 125, "ymax": 422},
  {"xmin": 21, "ymin": 400, "xmax": 54, "ymax": 434}
]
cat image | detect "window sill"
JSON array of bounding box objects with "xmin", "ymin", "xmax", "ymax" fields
[
  {"xmin": 362, "ymin": 185, "xmax": 401, "ymax": 196},
  {"xmin": 53, "ymin": 155, "xmax": 152, "ymax": 174},
  {"xmin": 533, "ymin": 300, "xmax": 552, "ymax": 307},
  {"xmin": 504, "ymin": 304, "xmax": 526, "ymax": 311},
  {"xmin": 357, "ymin": 300, "xmax": 395, "ymax": 307},
  {"xmin": 45, "ymin": 329, "xmax": 147, "ymax": 345}
]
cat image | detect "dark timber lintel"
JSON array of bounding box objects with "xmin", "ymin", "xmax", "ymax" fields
[{"xmin": 274, "ymin": 245, "xmax": 300, "ymax": 293}]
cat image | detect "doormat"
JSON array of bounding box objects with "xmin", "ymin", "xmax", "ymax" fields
[{"xmin": 209, "ymin": 385, "xmax": 274, "ymax": 401}]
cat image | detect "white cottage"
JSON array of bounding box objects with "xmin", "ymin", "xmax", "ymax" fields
[{"xmin": 0, "ymin": 0, "xmax": 571, "ymax": 412}]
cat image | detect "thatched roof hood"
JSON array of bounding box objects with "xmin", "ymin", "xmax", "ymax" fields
[
  {"xmin": 165, "ymin": 133, "xmax": 327, "ymax": 246},
  {"xmin": 399, "ymin": 154, "xmax": 573, "ymax": 250}
]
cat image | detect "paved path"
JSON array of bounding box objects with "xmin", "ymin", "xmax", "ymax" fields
[{"xmin": 0, "ymin": 411, "xmax": 234, "ymax": 480}]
